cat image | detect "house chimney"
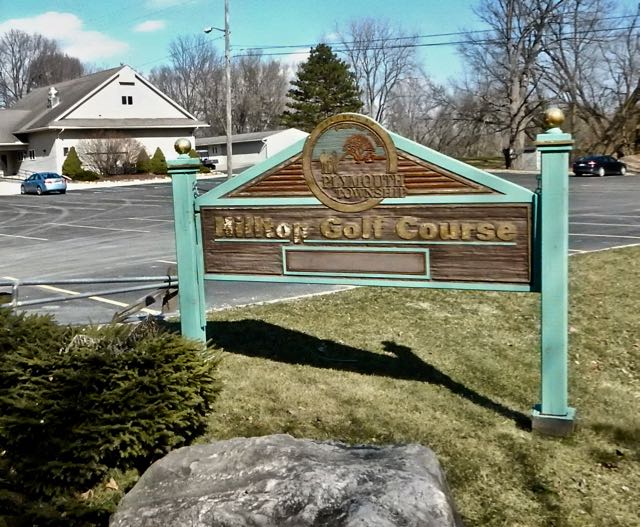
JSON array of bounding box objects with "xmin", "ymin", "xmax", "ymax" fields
[{"xmin": 47, "ymin": 86, "xmax": 59, "ymax": 108}]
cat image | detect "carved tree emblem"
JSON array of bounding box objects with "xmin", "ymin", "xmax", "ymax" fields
[
  {"xmin": 343, "ymin": 134, "xmax": 376, "ymax": 163},
  {"xmin": 319, "ymin": 150, "xmax": 340, "ymax": 174}
]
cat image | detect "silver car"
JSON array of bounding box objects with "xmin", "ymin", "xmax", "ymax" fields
[{"xmin": 20, "ymin": 172, "xmax": 67, "ymax": 195}]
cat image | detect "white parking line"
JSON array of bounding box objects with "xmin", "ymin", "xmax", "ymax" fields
[
  {"xmin": 569, "ymin": 233, "xmax": 640, "ymax": 239},
  {"xmin": 157, "ymin": 259, "xmax": 177, "ymax": 265},
  {"xmin": 127, "ymin": 217, "xmax": 173, "ymax": 222},
  {"xmin": 45, "ymin": 222, "xmax": 150, "ymax": 233},
  {"xmin": 571, "ymin": 213, "xmax": 640, "ymax": 219},
  {"xmin": 571, "ymin": 222, "xmax": 640, "ymax": 227},
  {"xmin": 0, "ymin": 233, "xmax": 48, "ymax": 241},
  {"xmin": 4, "ymin": 279, "xmax": 160, "ymax": 315},
  {"xmin": 570, "ymin": 242, "xmax": 640, "ymax": 255}
]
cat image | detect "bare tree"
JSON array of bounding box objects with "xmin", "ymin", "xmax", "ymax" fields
[
  {"xmin": 151, "ymin": 37, "xmax": 289, "ymax": 135},
  {"xmin": 233, "ymin": 52, "xmax": 288, "ymax": 133},
  {"xmin": 76, "ymin": 133, "xmax": 143, "ymax": 176},
  {"xmin": 458, "ymin": 0, "xmax": 566, "ymax": 168},
  {"xmin": 339, "ymin": 18, "xmax": 419, "ymax": 124},
  {"xmin": 542, "ymin": 0, "xmax": 640, "ymax": 154},
  {"xmin": 0, "ymin": 29, "xmax": 85, "ymax": 108},
  {"xmin": 385, "ymin": 73, "xmax": 445, "ymax": 144},
  {"xmin": 150, "ymin": 35, "xmax": 223, "ymax": 119}
]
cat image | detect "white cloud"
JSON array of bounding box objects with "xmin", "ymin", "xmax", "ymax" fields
[
  {"xmin": 323, "ymin": 32, "xmax": 340, "ymax": 43},
  {"xmin": 134, "ymin": 20, "xmax": 166, "ymax": 33},
  {"xmin": 280, "ymin": 49, "xmax": 311, "ymax": 79},
  {"xmin": 0, "ymin": 11, "xmax": 128, "ymax": 62}
]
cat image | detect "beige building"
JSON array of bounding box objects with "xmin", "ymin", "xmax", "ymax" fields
[
  {"xmin": 0, "ymin": 65, "xmax": 206, "ymax": 177},
  {"xmin": 195, "ymin": 128, "xmax": 308, "ymax": 171}
]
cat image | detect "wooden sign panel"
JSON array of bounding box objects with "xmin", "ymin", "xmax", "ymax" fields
[
  {"xmin": 196, "ymin": 113, "xmax": 535, "ymax": 291},
  {"xmin": 201, "ymin": 205, "xmax": 530, "ymax": 284}
]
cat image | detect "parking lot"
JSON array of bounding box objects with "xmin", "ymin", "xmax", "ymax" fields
[{"xmin": 0, "ymin": 173, "xmax": 638, "ymax": 324}]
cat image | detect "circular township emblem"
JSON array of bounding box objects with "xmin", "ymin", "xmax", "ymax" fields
[{"xmin": 302, "ymin": 113, "xmax": 399, "ymax": 212}]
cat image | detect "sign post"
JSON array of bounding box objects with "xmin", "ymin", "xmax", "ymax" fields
[
  {"xmin": 167, "ymin": 139, "xmax": 206, "ymax": 343},
  {"xmin": 532, "ymin": 109, "xmax": 576, "ymax": 435},
  {"xmin": 168, "ymin": 110, "xmax": 577, "ymax": 436}
]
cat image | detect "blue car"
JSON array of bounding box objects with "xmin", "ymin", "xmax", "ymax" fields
[{"xmin": 20, "ymin": 172, "xmax": 67, "ymax": 195}]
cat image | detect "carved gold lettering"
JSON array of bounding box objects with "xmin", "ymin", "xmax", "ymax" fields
[
  {"xmin": 396, "ymin": 217, "xmax": 418, "ymax": 240},
  {"xmin": 476, "ymin": 222, "xmax": 496, "ymax": 241},
  {"xmin": 496, "ymin": 222, "xmax": 517, "ymax": 241},
  {"xmin": 418, "ymin": 222, "xmax": 438, "ymax": 239},
  {"xmin": 263, "ymin": 218, "xmax": 275, "ymax": 238},
  {"xmin": 460, "ymin": 223, "xmax": 475, "ymax": 240},
  {"xmin": 320, "ymin": 217, "xmax": 342, "ymax": 239}
]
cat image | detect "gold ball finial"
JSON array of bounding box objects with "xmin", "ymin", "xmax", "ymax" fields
[
  {"xmin": 543, "ymin": 107, "xmax": 565, "ymax": 130},
  {"xmin": 174, "ymin": 138, "xmax": 191, "ymax": 155}
]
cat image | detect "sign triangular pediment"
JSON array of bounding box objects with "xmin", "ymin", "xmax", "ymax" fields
[
  {"xmin": 225, "ymin": 150, "xmax": 494, "ymax": 198},
  {"xmin": 198, "ymin": 113, "xmax": 533, "ymax": 206}
]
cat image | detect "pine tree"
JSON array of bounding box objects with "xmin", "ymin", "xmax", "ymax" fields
[
  {"xmin": 281, "ymin": 44, "xmax": 363, "ymax": 132},
  {"xmin": 61, "ymin": 146, "xmax": 82, "ymax": 178},
  {"xmin": 149, "ymin": 147, "xmax": 167, "ymax": 175},
  {"xmin": 136, "ymin": 149, "xmax": 151, "ymax": 173}
]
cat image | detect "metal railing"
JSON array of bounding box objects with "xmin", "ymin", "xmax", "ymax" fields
[{"xmin": 0, "ymin": 275, "xmax": 179, "ymax": 321}]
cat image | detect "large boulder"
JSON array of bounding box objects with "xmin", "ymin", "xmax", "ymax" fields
[{"xmin": 110, "ymin": 434, "xmax": 462, "ymax": 527}]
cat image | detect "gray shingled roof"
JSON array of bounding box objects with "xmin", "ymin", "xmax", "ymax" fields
[
  {"xmin": 195, "ymin": 130, "xmax": 277, "ymax": 146},
  {"xmin": 0, "ymin": 110, "xmax": 30, "ymax": 145},
  {"xmin": 11, "ymin": 67, "xmax": 122, "ymax": 132},
  {"xmin": 58, "ymin": 118, "xmax": 207, "ymax": 128},
  {"xmin": 8, "ymin": 66, "xmax": 205, "ymax": 133}
]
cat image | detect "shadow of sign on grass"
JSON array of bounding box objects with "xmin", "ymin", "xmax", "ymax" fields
[{"xmin": 204, "ymin": 319, "xmax": 531, "ymax": 430}]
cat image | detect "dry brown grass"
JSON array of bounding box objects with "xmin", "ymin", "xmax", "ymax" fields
[{"xmin": 201, "ymin": 247, "xmax": 640, "ymax": 527}]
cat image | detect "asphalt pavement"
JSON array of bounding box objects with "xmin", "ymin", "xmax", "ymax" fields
[{"xmin": 0, "ymin": 173, "xmax": 638, "ymax": 325}]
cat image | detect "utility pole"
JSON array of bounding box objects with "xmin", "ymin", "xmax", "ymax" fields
[
  {"xmin": 204, "ymin": 0, "xmax": 232, "ymax": 178},
  {"xmin": 224, "ymin": 0, "xmax": 232, "ymax": 178}
]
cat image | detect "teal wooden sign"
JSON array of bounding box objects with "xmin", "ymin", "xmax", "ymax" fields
[{"xmin": 168, "ymin": 111, "xmax": 576, "ymax": 436}]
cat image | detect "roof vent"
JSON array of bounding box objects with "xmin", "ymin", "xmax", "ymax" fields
[{"xmin": 47, "ymin": 86, "xmax": 59, "ymax": 109}]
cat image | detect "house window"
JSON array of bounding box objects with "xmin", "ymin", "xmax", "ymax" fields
[
  {"xmin": 28, "ymin": 150, "xmax": 35, "ymax": 160},
  {"xmin": 121, "ymin": 95, "xmax": 133, "ymax": 105},
  {"xmin": 128, "ymin": 96, "xmax": 133, "ymax": 105},
  {"xmin": 63, "ymin": 147, "xmax": 69, "ymax": 156},
  {"xmin": 212, "ymin": 146, "xmax": 218, "ymax": 154}
]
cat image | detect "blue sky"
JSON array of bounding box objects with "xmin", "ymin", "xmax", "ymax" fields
[
  {"xmin": 0, "ymin": 0, "xmax": 485, "ymax": 83},
  {"xmin": 0, "ymin": 0, "xmax": 638, "ymax": 84}
]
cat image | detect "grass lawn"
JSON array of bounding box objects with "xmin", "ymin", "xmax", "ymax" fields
[
  {"xmin": 199, "ymin": 246, "xmax": 639, "ymax": 527},
  {"xmin": 459, "ymin": 156, "xmax": 506, "ymax": 170}
]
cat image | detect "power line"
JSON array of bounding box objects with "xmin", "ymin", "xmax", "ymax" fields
[
  {"xmin": 233, "ymin": 23, "xmax": 640, "ymax": 59},
  {"xmin": 232, "ymin": 13, "xmax": 640, "ymax": 53}
]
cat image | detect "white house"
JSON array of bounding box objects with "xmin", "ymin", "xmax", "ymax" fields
[
  {"xmin": 195, "ymin": 128, "xmax": 308, "ymax": 171},
  {"xmin": 0, "ymin": 65, "xmax": 206, "ymax": 177}
]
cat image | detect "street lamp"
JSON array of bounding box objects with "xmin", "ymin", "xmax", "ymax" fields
[{"xmin": 204, "ymin": 0, "xmax": 232, "ymax": 178}]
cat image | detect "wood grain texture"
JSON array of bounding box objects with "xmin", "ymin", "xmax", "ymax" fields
[
  {"xmin": 201, "ymin": 204, "xmax": 531, "ymax": 284},
  {"xmin": 286, "ymin": 250, "xmax": 427, "ymax": 275},
  {"xmin": 227, "ymin": 151, "xmax": 497, "ymax": 197}
]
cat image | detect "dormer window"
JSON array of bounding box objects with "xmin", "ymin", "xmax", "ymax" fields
[{"xmin": 121, "ymin": 96, "xmax": 133, "ymax": 105}]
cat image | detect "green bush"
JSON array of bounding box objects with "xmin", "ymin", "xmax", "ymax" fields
[
  {"xmin": 71, "ymin": 169, "xmax": 100, "ymax": 181},
  {"xmin": 149, "ymin": 147, "xmax": 167, "ymax": 175},
  {"xmin": 61, "ymin": 146, "xmax": 82, "ymax": 178},
  {"xmin": 199, "ymin": 165, "xmax": 211, "ymax": 173},
  {"xmin": 0, "ymin": 309, "xmax": 220, "ymax": 523},
  {"xmin": 136, "ymin": 149, "xmax": 151, "ymax": 173},
  {"xmin": 188, "ymin": 148, "xmax": 200, "ymax": 158}
]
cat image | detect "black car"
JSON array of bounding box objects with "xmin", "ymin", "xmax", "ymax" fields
[{"xmin": 572, "ymin": 155, "xmax": 627, "ymax": 177}]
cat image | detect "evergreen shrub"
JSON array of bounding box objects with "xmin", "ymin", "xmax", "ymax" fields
[
  {"xmin": 71, "ymin": 169, "xmax": 101, "ymax": 181},
  {"xmin": 0, "ymin": 309, "xmax": 221, "ymax": 499},
  {"xmin": 136, "ymin": 149, "xmax": 151, "ymax": 173},
  {"xmin": 61, "ymin": 146, "xmax": 82, "ymax": 178},
  {"xmin": 149, "ymin": 147, "xmax": 167, "ymax": 175}
]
